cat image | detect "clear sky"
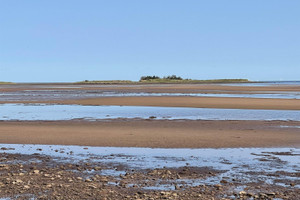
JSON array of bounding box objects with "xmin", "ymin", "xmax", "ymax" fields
[{"xmin": 0, "ymin": 0, "xmax": 299, "ymax": 82}]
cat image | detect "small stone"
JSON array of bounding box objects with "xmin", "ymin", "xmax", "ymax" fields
[
  {"xmin": 247, "ymin": 193, "xmax": 254, "ymax": 197},
  {"xmin": 94, "ymin": 166, "xmax": 101, "ymax": 171},
  {"xmin": 16, "ymin": 179, "xmax": 23, "ymax": 183},
  {"xmin": 259, "ymin": 193, "xmax": 268, "ymax": 198},
  {"xmin": 24, "ymin": 185, "xmax": 30, "ymax": 189},
  {"xmin": 266, "ymin": 192, "xmax": 276, "ymax": 197},
  {"xmin": 220, "ymin": 179, "xmax": 228, "ymax": 184},
  {"xmin": 290, "ymin": 182, "xmax": 296, "ymax": 186},
  {"xmin": 88, "ymin": 184, "xmax": 97, "ymax": 189},
  {"xmin": 33, "ymin": 170, "xmax": 40, "ymax": 174},
  {"xmin": 239, "ymin": 191, "xmax": 247, "ymax": 196},
  {"xmin": 119, "ymin": 181, "xmax": 127, "ymax": 188},
  {"xmin": 166, "ymin": 170, "xmax": 172, "ymax": 175}
]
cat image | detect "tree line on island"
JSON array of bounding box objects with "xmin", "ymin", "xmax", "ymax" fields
[{"xmin": 140, "ymin": 75, "xmax": 183, "ymax": 81}]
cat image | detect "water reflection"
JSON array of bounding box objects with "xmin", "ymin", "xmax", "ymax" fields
[{"xmin": 0, "ymin": 104, "xmax": 300, "ymax": 121}]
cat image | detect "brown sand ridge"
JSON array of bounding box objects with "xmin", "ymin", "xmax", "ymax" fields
[
  {"xmin": 60, "ymin": 96, "xmax": 300, "ymax": 110},
  {"xmin": 0, "ymin": 120, "xmax": 299, "ymax": 148},
  {"xmin": 1, "ymin": 96, "xmax": 299, "ymax": 110}
]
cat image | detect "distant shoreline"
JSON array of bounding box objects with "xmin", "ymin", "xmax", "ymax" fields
[
  {"xmin": 76, "ymin": 78, "xmax": 250, "ymax": 84},
  {"xmin": 2, "ymin": 80, "xmax": 300, "ymax": 85}
]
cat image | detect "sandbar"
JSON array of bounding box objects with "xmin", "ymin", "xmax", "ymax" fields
[{"xmin": 0, "ymin": 120, "xmax": 299, "ymax": 148}]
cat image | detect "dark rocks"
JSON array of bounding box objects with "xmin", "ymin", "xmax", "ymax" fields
[{"xmin": 0, "ymin": 152, "xmax": 299, "ymax": 200}]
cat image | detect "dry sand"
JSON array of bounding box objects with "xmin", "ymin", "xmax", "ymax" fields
[{"xmin": 0, "ymin": 120, "xmax": 299, "ymax": 148}]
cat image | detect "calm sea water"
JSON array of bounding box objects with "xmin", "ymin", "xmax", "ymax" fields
[{"xmin": 1, "ymin": 104, "xmax": 299, "ymax": 121}]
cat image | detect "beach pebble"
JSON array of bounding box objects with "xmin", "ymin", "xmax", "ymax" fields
[{"xmin": 23, "ymin": 185, "xmax": 30, "ymax": 189}]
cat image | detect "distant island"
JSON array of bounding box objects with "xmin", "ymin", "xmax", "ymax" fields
[
  {"xmin": 0, "ymin": 81, "xmax": 14, "ymax": 84},
  {"xmin": 77, "ymin": 75, "xmax": 249, "ymax": 84}
]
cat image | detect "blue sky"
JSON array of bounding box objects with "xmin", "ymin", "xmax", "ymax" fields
[{"xmin": 0, "ymin": 0, "xmax": 299, "ymax": 82}]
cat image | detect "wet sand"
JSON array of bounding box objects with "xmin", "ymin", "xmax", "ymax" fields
[
  {"xmin": 0, "ymin": 120, "xmax": 299, "ymax": 148},
  {"xmin": 2, "ymin": 96, "xmax": 299, "ymax": 110},
  {"xmin": 58, "ymin": 96, "xmax": 300, "ymax": 110},
  {"xmin": 1, "ymin": 96, "xmax": 300, "ymax": 110},
  {"xmin": 2, "ymin": 96, "xmax": 300, "ymax": 110},
  {"xmin": 1, "ymin": 83, "xmax": 300, "ymax": 110}
]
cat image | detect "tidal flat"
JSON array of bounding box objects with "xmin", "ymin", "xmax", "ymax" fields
[{"xmin": 0, "ymin": 83, "xmax": 299, "ymax": 199}]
